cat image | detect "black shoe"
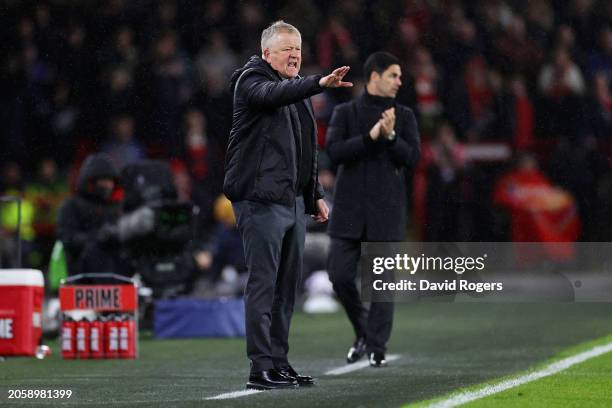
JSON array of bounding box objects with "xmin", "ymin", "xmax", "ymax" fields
[
  {"xmin": 346, "ymin": 337, "xmax": 367, "ymax": 363},
  {"xmin": 246, "ymin": 368, "xmax": 298, "ymax": 390},
  {"xmin": 369, "ymin": 352, "xmax": 387, "ymax": 367},
  {"xmin": 277, "ymin": 365, "xmax": 315, "ymax": 386}
]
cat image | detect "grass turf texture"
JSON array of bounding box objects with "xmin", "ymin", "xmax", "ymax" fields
[
  {"xmin": 412, "ymin": 335, "xmax": 612, "ymax": 408},
  {"xmin": 1, "ymin": 303, "xmax": 612, "ymax": 407}
]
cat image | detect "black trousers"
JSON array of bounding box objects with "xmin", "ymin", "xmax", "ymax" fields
[
  {"xmin": 327, "ymin": 237, "xmax": 394, "ymax": 354},
  {"xmin": 232, "ymin": 197, "xmax": 305, "ymax": 371}
]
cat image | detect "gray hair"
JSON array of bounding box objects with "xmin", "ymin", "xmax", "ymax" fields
[{"xmin": 260, "ymin": 20, "xmax": 301, "ymax": 52}]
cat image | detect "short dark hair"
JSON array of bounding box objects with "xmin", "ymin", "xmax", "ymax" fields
[{"xmin": 363, "ymin": 52, "xmax": 400, "ymax": 82}]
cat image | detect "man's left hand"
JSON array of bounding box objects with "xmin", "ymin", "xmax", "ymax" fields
[
  {"xmin": 312, "ymin": 199, "xmax": 329, "ymax": 223},
  {"xmin": 379, "ymin": 107, "xmax": 396, "ymax": 138}
]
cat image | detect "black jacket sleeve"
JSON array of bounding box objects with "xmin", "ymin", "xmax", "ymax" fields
[
  {"xmin": 242, "ymin": 71, "xmax": 323, "ymax": 110},
  {"xmin": 326, "ymin": 104, "xmax": 370, "ymax": 164},
  {"xmin": 315, "ymin": 150, "xmax": 325, "ymax": 202},
  {"xmin": 388, "ymin": 107, "xmax": 421, "ymax": 169},
  {"xmin": 315, "ymin": 182, "xmax": 325, "ymax": 200}
]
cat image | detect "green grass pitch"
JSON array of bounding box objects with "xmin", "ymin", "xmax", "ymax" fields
[
  {"xmin": 1, "ymin": 303, "xmax": 611, "ymax": 407},
  {"xmin": 414, "ymin": 335, "xmax": 612, "ymax": 408}
]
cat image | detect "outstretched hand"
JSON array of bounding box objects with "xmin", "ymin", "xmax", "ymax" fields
[{"xmin": 319, "ymin": 66, "xmax": 353, "ymax": 88}]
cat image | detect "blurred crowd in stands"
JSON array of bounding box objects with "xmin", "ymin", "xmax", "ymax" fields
[{"xmin": 1, "ymin": 0, "xmax": 612, "ymax": 292}]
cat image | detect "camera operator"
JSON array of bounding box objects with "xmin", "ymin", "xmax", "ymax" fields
[{"xmin": 56, "ymin": 153, "xmax": 124, "ymax": 275}]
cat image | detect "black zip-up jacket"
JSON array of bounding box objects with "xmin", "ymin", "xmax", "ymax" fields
[{"xmin": 223, "ymin": 56, "xmax": 324, "ymax": 214}]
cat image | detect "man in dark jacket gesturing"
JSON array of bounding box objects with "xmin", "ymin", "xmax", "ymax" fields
[
  {"xmin": 326, "ymin": 52, "xmax": 421, "ymax": 367},
  {"xmin": 224, "ymin": 20, "xmax": 352, "ymax": 390}
]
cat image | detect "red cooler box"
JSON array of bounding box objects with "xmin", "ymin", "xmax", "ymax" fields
[{"xmin": 0, "ymin": 269, "xmax": 44, "ymax": 356}]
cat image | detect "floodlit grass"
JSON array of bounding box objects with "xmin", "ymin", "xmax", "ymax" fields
[
  {"xmin": 1, "ymin": 303, "xmax": 612, "ymax": 407},
  {"xmin": 413, "ymin": 335, "xmax": 612, "ymax": 408}
]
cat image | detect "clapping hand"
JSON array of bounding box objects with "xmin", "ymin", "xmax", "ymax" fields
[
  {"xmin": 379, "ymin": 107, "xmax": 395, "ymax": 138},
  {"xmin": 369, "ymin": 107, "xmax": 395, "ymax": 140}
]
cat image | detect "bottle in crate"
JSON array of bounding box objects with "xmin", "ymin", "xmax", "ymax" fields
[
  {"xmin": 119, "ymin": 314, "xmax": 136, "ymax": 359},
  {"xmin": 104, "ymin": 315, "xmax": 119, "ymax": 359},
  {"xmin": 76, "ymin": 318, "xmax": 91, "ymax": 359},
  {"xmin": 60, "ymin": 315, "xmax": 76, "ymax": 359},
  {"xmin": 90, "ymin": 316, "xmax": 105, "ymax": 359}
]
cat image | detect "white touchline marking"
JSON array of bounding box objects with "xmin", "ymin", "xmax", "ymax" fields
[
  {"xmin": 206, "ymin": 389, "xmax": 263, "ymax": 400},
  {"xmin": 205, "ymin": 354, "xmax": 402, "ymax": 399},
  {"xmin": 427, "ymin": 341, "xmax": 612, "ymax": 408},
  {"xmin": 324, "ymin": 354, "xmax": 401, "ymax": 376}
]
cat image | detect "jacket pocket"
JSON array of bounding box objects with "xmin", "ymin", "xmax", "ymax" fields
[
  {"xmin": 255, "ymin": 137, "xmax": 269, "ymax": 175},
  {"xmin": 255, "ymin": 133, "xmax": 288, "ymax": 177},
  {"xmin": 252, "ymin": 121, "xmax": 272, "ymax": 191}
]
